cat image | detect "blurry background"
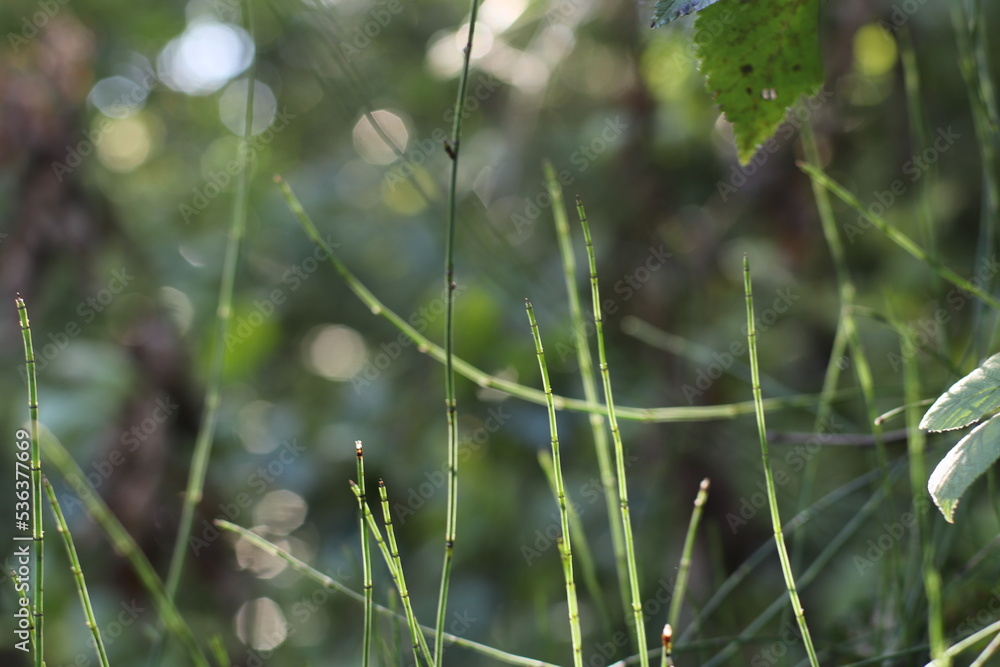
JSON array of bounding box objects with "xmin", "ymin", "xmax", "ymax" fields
[{"xmin": 1, "ymin": 0, "xmax": 998, "ymax": 664}]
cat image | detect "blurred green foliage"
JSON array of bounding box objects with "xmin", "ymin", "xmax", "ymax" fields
[{"xmin": 1, "ymin": 0, "xmax": 1000, "ymax": 664}]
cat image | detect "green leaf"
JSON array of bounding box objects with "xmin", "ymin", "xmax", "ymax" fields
[
  {"xmin": 694, "ymin": 0, "xmax": 823, "ymax": 164},
  {"xmin": 651, "ymin": 0, "xmax": 723, "ymax": 27},
  {"xmin": 927, "ymin": 416, "xmax": 1000, "ymax": 523},
  {"xmin": 920, "ymin": 352, "xmax": 1000, "ymax": 432}
]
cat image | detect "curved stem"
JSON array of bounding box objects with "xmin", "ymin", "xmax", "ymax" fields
[
  {"xmin": 743, "ymin": 256, "xmax": 820, "ymax": 667},
  {"xmin": 577, "ymin": 198, "xmax": 649, "ymax": 665},
  {"xmin": 43, "ymin": 477, "xmax": 110, "ymax": 667}
]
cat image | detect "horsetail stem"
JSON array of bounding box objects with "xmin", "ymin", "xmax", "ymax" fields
[
  {"xmin": 16, "ymin": 295, "xmax": 44, "ymax": 667},
  {"xmin": 356, "ymin": 442, "xmax": 374, "ymax": 666},
  {"xmin": 743, "ymin": 255, "xmax": 820, "ymax": 667},
  {"xmin": 42, "ymin": 433, "xmax": 210, "ymax": 667},
  {"xmin": 660, "ymin": 623, "xmax": 673, "ymax": 667},
  {"xmin": 435, "ymin": 0, "xmax": 481, "ymax": 660},
  {"xmin": 278, "ymin": 175, "xmax": 833, "ymax": 424},
  {"xmin": 545, "ymin": 161, "xmax": 628, "ymax": 621},
  {"xmin": 576, "ymin": 198, "xmax": 649, "ymax": 665},
  {"xmin": 378, "ymin": 479, "xmax": 431, "ymax": 664},
  {"xmin": 42, "ymin": 477, "xmax": 109, "ymax": 667},
  {"xmin": 526, "ymin": 299, "xmax": 583, "ymax": 666},
  {"xmin": 668, "ymin": 478, "xmax": 710, "ymax": 633},
  {"xmin": 349, "ymin": 481, "xmax": 432, "ymax": 665},
  {"xmin": 215, "ymin": 520, "xmax": 560, "ymax": 666}
]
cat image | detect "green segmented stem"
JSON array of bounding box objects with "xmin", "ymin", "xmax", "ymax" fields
[
  {"xmin": 526, "ymin": 299, "xmax": 583, "ymax": 666},
  {"xmin": 16, "ymin": 295, "xmax": 44, "ymax": 667},
  {"xmin": 377, "ymin": 479, "xmax": 432, "ymax": 665},
  {"xmin": 276, "ymin": 176, "xmax": 833, "ymax": 424},
  {"xmin": 435, "ymin": 0, "xmax": 480, "ymax": 660},
  {"xmin": 356, "ymin": 442, "xmax": 373, "ymax": 666},
  {"xmin": 6, "ymin": 568, "xmax": 36, "ymax": 654},
  {"xmin": 702, "ymin": 465, "xmax": 902, "ymax": 667},
  {"xmin": 42, "ymin": 477, "xmax": 109, "ymax": 667},
  {"xmin": 42, "ymin": 433, "xmax": 210, "ymax": 667},
  {"xmin": 679, "ymin": 460, "xmax": 903, "ymax": 647},
  {"xmin": 743, "ymin": 256, "xmax": 819, "ymax": 667},
  {"xmin": 536, "ymin": 450, "xmax": 608, "ymax": 636},
  {"xmin": 216, "ymin": 520, "xmax": 559, "ymax": 666},
  {"xmin": 668, "ymin": 478, "xmax": 709, "ymax": 632},
  {"xmin": 932, "ymin": 618, "xmax": 1000, "ymax": 665},
  {"xmin": 349, "ymin": 481, "xmax": 432, "ymax": 665},
  {"xmin": 576, "ymin": 198, "xmax": 648, "ymax": 665},
  {"xmin": 545, "ymin": 161, "xmax": 628, "ymax": 621}
]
